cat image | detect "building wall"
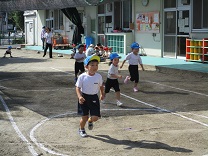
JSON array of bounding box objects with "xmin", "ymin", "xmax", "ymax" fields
[
  {"xmin": 24, "ymin": 10, "xmax": 37, "ymax": 45},
  {"xmin": 36, "ymin": 10, "xmax": 45, "ymax": 46},
  {"xmin": 134, "ymin": 0, "xmax": 162, "ymax": 57},
  {"xmin": 84, "ymin": 6, "xmax": 97, "ymax": 44}
]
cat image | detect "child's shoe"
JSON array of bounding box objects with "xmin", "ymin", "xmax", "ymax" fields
[
  {"xmin": 124, "ymin": 76, "xmax": 130, "ymax": 84},
  {"xmin": 88, "ymin": 122, "xmax": 93, "ymax": 130},
  {"xmin": 100, "ymin": 99, "xmax": 105, "ymax": 104},
  {"xmin": 116, "ymin": 100, "xmax": 123, "ymax": 106},
  {"xmin": 133, "ymin": 87, "xmax": 138, "ymax": 92},
  {"xmin": 88, "ymin": 117, "xmax": 93, "ymax": 130},
  {"xmin": 78, "ymin": 128, "xmax": 87, "ymax": 137}
]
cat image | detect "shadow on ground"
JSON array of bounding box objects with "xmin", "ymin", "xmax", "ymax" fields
[{"xmin": 89, "ymin": 135, "xmax": 192, "ymax": 152}]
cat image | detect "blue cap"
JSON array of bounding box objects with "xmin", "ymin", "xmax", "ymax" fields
[
  {"xmin": 110, "ymin": 53, "xmax": 120, "ymax": 60},
  {"xmin": 131, "ymin": 42, "xmax": 140, "ymax": 49},
  {"xmin": 8, "ymin": 46, "xmax": 12, "ymax": 49},
  {"xmin": 84, "ymin": 55, "xmax": 100, "ymax": 65}
]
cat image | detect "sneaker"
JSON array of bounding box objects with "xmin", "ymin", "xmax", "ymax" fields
[
  {"xmin": 78, "ymin": 129, "xmax": 87, "ymax": 137},
  {"xmin": 88, "ymin": 122, "xmax": 93, "ymax": 130},
  {"xmin": 124, "ymin": 76, "xmax": 130, "ymax": 84},
  {"xmin": 100, "ymin": 99, "xmax": 105, "ymax": 104},
  {"xmin": 117, "ymin": 100, "xmax": 123, "ymax": 106},
  {"xmin": 133, "ymin": 87, "xmax": 138, "ymax": 92}
]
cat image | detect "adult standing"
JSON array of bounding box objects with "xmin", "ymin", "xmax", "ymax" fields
[
  {"xmin": 41, "ymin": 26, "xmax": 46, "ymax": 50},
  {"xmin": 43, "ymin": 27, "xmax": 53, "ymax": 58}
]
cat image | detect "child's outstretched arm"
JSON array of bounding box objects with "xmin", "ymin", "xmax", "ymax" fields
[
  {"xmin": 120, "ymin": 60, "xmax": 126, "ymax": 68},
  {"xmin": 110, "ymin": 74, "xmax": 122, "ymax": 79},
  {"xmin": 76, "ymin": 87, "xmax": 85, "ymax": 104}
]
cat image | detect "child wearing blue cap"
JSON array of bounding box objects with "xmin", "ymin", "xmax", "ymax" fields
[
  {"xmin": 3, "ymin": 46, "xmax": 13, "ymax": 58},
  {"xmin": 120, "ymin": 42, "xmax": 144, "ymax": 92},
  {"xmin": 102, "ymin": 53, "xmax": 123, "ymax": 106},
  {"xmin": 75, "ymin": 55, "xmax": 105, "ymax": 137}
]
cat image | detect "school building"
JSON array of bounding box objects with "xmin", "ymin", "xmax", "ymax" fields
[{"xmin": 23, "ymin": 0, "xmax": 208, "ymax": 60}]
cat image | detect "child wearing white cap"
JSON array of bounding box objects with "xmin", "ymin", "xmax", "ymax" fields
[{"xmin": 120, "ymin": 42, "xmax": 145, "ymax": 92}]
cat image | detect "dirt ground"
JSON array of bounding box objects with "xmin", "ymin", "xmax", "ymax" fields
[{"xmin": 0, "ymin": 49, "xmax": 208, "ymax": 156}]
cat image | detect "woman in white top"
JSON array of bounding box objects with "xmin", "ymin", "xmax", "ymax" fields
[{"xmin": 43, "ymin": 27, "xmax": 53, "ymax": 58}]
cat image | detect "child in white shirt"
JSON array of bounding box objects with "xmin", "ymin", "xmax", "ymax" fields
[{"xmin": 120, "ymin": 42, "xmax": 145, "ymax": 92}]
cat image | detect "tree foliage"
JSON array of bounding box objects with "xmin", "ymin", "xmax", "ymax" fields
[{"xmin": 8, "ymin": 11, "xmax": 24, "ymax": 31}]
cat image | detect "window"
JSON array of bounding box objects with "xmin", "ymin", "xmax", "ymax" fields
[
  {"xmin": 164, "ymin": 0, "xmax": 176, "ymax": 8},
  {"xmin": 114, "ymin": 0, "xmax": 132, "ymax": 30},
  {"xmin": 193, "ymin": 0, "xmax": 208, "ymax": 29},
  {"xmin": 122, "ymin": 0, "xmax": 132, "ymax": 29},
  {"xmin": 114, "ymin": 1, "xmax": 121, "ymax": 29},
  {"xmin": 98, "ymin": 4, "xmax": 105, "ymax": 14},
  {"xmin": 54, "ymin": 10, "xmax": 63, "ymax": 30}
]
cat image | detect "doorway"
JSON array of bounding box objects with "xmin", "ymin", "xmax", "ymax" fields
[
  {"xmin": 163, "ymin": 0, "xmax": 190, "ymax": 58},
  {"xmin": 26, "ymin": 22, "xmax": 34, "ymax": 45}
]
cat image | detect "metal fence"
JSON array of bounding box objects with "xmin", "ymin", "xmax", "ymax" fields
[{"xmin": 0, "ymin": 31, "xmax": 25, "ymax": 45}]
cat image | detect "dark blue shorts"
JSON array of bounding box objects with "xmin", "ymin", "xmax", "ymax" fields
[
  {"xmin": 129, "ymin": 65, "xmax": 139, "ymax": 83},
  {"xmin": 105, "ymin": 78, "xmax": 120, "ymax": 93},
  {"xmin": 78, "ymin": 93, "xmax": 101, "ymax": 117},
  {"xmin": 74, "ymin": 62, "xmax": 85, "ymax": 75}
]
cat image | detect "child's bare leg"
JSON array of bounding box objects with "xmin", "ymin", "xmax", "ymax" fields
[
  {"xmin": 80, "ymin": 115, "xmax": 89, "ymax": 129},
  {"xmin": 116, "ymin": 91, "xmax": 121, "ymax": 101},
  {"xmin": 89, "ymin": 116, "xmax": 99, "ymax": 122},
  {"xmin": 134, "ymin": 83, "xmax": 138, "ymax": 88}
]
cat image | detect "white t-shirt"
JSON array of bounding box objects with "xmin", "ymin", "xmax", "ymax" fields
[
  {"xmin": 76, "ymin": 72, "xmax": 103, "ymax": 95},
  {"xmin": 125, "ymin": 52, "xmax": 143, "ymax": 65},
  {"xmin": 107, "ymin": 64, "xmax": 118, "ymax": 79},
  {"xmin": 74, "ymin": 52, "xmax": 86, "ymax": 62},
  {"xmin": 85, "ymin": 47, "xmax": 94, "ymax": 56},
  {"xmin": 44, "ymin": 32, "xmax": 53, "ymax": 44}
]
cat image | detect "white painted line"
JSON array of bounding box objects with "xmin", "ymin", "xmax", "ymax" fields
[
  {"xmin": 146, "ymin": 80, "xmax": 208, "ymax": 97},
  {"xmin": 50, "ymin": 67, "xmax": 74, "ymax": 75},
  {"xmin": 186, "ymin": 112, "xmax": 208, "ymax": 119},
  {"xmin": 120, "ymin": 92, "xmax": 208, "ymax": 128},
  {"xmin": 51, "ymin": 67, "xmax": 208, "ymax": 127},
  {"xmin": 0, "ymin": 93, "xmax": 38, "ymax": 156},
  {"xmin": 30, "ymin": 112, "xmax": 76, "ymax": 156},
  {"xmin": 101, "ymin": 108, "xmax": 159, "ymax": 111}
]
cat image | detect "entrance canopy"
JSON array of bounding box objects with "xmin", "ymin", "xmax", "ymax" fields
[{"xmin": 0, "ymin": 0, "xmax": 114, "ymax": 12}]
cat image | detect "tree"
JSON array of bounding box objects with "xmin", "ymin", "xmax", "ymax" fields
[{"xmin": 8, "ymin": 11, "xmax": 24, "ymax": 31}]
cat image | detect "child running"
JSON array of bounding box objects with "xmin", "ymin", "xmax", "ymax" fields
[
  {"xmin": 74, "ymin": 44, "xmax": 86, "ymax": 82},
  {"xmin": 75, "ymin": 55, "xmax": 105, "ymax": 137},
  {"xmin": 120, "ymin": 42, "xmax": 145, "ymax": 92},
  {"xmin": 103, "ymin": 53, "xmax": 123, "ymax": 106}
]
